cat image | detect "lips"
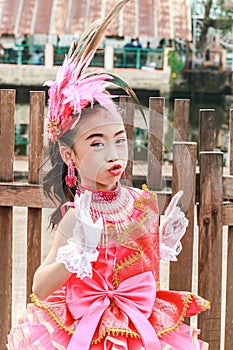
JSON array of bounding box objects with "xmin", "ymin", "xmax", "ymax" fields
[{"xmin": 108, "ymin": 164, "xmax": 122, "ymax": 176}]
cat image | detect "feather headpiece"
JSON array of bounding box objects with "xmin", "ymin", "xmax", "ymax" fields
[{"xmin": 44, "ymin": 0, "xmax": 140, "ymax": 142}]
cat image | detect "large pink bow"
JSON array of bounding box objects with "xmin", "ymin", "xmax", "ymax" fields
[{"xmin": 66, "ymin": 270, "xmax": 161, "ymax": 349}]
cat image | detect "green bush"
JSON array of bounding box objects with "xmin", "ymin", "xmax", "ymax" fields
[{"xmin": 168, "ymin": 50, "xmax": 185, "ymax": 80}]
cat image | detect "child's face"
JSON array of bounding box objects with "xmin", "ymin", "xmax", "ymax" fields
[{"xmin": 72, "ymin": 108, "xmax": 128, "ymax": 190}]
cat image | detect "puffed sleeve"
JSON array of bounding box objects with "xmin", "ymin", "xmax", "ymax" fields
[{"xmin": 57, "ymin": 208, "xmax": 77, "ymax": 239}]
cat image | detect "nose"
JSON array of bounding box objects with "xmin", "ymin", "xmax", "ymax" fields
[{"xmin": 105, "ymin": 142, "xmax": 119, "ymax": 162}]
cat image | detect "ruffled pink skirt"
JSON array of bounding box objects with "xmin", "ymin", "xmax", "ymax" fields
[{"xmin": 7, "ymin": 303, "xmax": 208, "ymax": 350}]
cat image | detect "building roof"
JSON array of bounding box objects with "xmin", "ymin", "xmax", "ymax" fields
[{"xmin": 0, "ymin": 0, "xmax": 191, "ymax": 40}]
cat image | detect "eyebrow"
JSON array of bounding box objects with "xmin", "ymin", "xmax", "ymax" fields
[{"xmin": 86, "ymin": 129, "xmax": 126, "ymax": 140}]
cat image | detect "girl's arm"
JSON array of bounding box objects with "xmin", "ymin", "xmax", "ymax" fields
[
  {"xmin": 32, "ymin": 230, "xmax": 72, "ymax": 299},
  {"xmin": 32, "ymin": 193, "xmax": 103, "ymax": 299}
]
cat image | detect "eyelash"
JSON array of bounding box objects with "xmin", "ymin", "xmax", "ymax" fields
[
  {"xmin": 116, "ymin": 138, "xmax": 126, "ymax": 144},
  {"xmin": 91, "ymin": 142, "xmax": 104, "ymax": 147},
  {"xmin": 90, "ymin": 138, "xmax": 126, "ymax": 147}
]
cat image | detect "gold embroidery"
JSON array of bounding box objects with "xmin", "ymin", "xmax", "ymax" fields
[
  {"xmin": 142, "ymin": 184, "xmax": 149, "ymax": 192},
  {"xmin": 196, "ymin": 298, "xmax": 211, "ymax": 310},
  {"xmin": 117, "ymin": 211, "xmax": 149, "ymax": 245},
  {"xmin": 30, "ymin": 293, "xmax": 74, "ymax": 335},
  {"xmin": 157, "ymin": 294, "xmax": 210, "ymax": 337},
  {"xmin": 133, "ymin": 185, "xmax": 157, "ymax": 211},
  {"xmin": 134, "ymin": 198, "xmax": 148, "ymax": 211},
  {"xmin": 112, "ymin": 244, "xmax": 143, "ymax": 288},
  {"xmin": 91, "ymin": 327, "xmax": 140, "ymax": 344},
  {"xmin": 142, "ymin": 184, "xmax": 157, "ymax": 199},
  {"xmin": 116, "ymin": 184, "xmax": 158, "ymax": 245},
  {"xmin": 30, "ymin": 292, "xmax": 210, "ymax": 342},
  {"xmin": 30, "ymin": 294, "xmax": 141, "ymax": 344}
]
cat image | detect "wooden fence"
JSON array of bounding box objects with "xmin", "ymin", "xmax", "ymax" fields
[{"xmin": 0, "ymin": 89, "xmax": 233, "ymax": 349}]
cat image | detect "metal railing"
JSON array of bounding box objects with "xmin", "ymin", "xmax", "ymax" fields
[
  {"xmin": 0, "ymin": 44, "xmax": 44, "ymax": 65},
  {"xmin": 113, "ymin": 47, "xmax": 164, "ymax": 69},
  {"xmin": 0, "ymin": 44, "xmax": 164, "ymax": 69},
  {"xmin": 54, "ymin": 46, "xmax": 164, "ymax": 69}
]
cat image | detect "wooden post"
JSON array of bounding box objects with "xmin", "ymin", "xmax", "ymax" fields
[
  {"xmin": 225, "ymin": 109, "xmax": 233, "ymax": 349},
  {"xmin": 170, "ymin": 142, "xmax": 197, "ymax": 294},
  {"xmin": 0, "ymin": 89, "xmax": 15, "ymax": 348},
  {"xmin": 230, "ymin": 109, "xmax": 233, "ymax": 171},
  {"xmin": 199, "ymin": 109, "xmax": 215, "ymax": 152},
  {"xmin": 27, "ymin": 91, "xmax": 45, "ymax": 301},
  {"xmin": 198, "ymin": 151, "xmax": 223, "ymax": 348},
  {"xmin": 173, "ymin": 99, "xmax": 190, "ymax": 142},
  {"xmin": 147, "ymin": 97, "xmax": 164, "ymax": 191},
  {"xmin": 120, "ymin": 96, "xmax": 134, "ymax": 186}
]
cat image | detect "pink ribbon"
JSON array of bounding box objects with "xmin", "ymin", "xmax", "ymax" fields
[{"xmin": 66, "ymin": 270, "xmax": 161, "ymax": 349}]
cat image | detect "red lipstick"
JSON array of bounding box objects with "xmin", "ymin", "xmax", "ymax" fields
[{"xmin": 108, "ymin": 164, "xmax": 122, "ymax": 176}]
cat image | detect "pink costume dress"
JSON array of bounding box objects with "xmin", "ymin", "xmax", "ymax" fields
[{"xmin": 7, "ymin": 186, "xmax": 210, "ymax": 350}]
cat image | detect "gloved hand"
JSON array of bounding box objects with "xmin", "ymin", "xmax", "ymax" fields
[
  {"xmin": 56, "ymin": 190, "xmax": 103, "ymax": 279},
  {"xmin": 160, "ymin": 190, "xmax": 189, "ymax": 261},
  {"xmin": 73, "ymin": 190, "xmax": 103, "ymax": 247}
]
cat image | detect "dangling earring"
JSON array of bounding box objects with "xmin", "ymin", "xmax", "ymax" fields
[
  {"xmin": 121, "ymin": 170, "xmax": 125, "ymax": 179},
  {"xmin": 65, "ymin": 161, "xmax": 77, "ymax": 187}
]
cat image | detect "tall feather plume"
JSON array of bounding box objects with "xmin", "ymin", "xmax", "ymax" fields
[
  {"xmin": 65, "ymin": 0, "xmax": 145, "ymax": 117},
  {"xmin": 68, "ymin": 0, "xmax": 130, "ymax": 73},
  {"xmin": 45, "ymin": 0, "xmax": 148, "ymax": 141},
  {"xmin": 106, "ymin": 73, "xmax": 147, "ymax": 127},
  {"xmin": 67, "ymin": 0, "xmax": 145, "ymax": 123}
]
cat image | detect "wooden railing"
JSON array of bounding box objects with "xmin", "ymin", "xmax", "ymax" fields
[{"xmin": 0, "ymin": 90, "xmax": 233, "ymax": 349}]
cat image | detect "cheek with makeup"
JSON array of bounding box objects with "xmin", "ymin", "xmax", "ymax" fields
[{"xmin": 72, "ymin": 132, "xmax": 128, "ymax": 190}]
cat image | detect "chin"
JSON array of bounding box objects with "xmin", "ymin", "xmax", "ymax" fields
[{"xmin": 96, "ymin": 179, "xmax": 119, "ymax": 190}]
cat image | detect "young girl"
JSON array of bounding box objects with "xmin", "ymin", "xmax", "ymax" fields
[{"xmin": 7, "ymin": 1, "xmax": 209, "ymax": 349}]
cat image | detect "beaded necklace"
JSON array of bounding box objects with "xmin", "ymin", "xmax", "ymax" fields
[
  {"xmin": 76, "ymin": 183, "xmax": 136, "ymax": 248},
  {"xmin": 77, "ymin": 182, "xmax": 134, "ymax": 222}
]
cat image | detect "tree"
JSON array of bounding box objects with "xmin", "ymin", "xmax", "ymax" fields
[{"xmin": 193, "ymin": 0, "xmax": 233, "ymax": 50}]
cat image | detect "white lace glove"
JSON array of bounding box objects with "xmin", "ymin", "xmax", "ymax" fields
[
  {"xmin": 56, "ymin": 191, "xmax": 103, "ymax": 279},
  {"xmin": 160, "ymin": 190, "xmax": 189, "ymax": 261}
]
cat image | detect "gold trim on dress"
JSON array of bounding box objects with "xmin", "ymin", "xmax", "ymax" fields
[
  {"xmin": 30, "ymin": 293, "xmax": 74, "ymax": 335},
  {"xmin": 117, "ymin": 211, "xmax": 149, "ymax": 244},
  {"xmin": 30, "ymin": 293, "xmax": 141, "ymax": 345},
  {"xmin": 91, "ymin": 327, "xmax": 140, "ymax": 344},
  {"xmin": 156, "ymin": 293, "xmax": 210, "ymax": 337},
  {"xmin": 30, "ymin": 292, "xmax": 210, "ymax": 342},
  {"xmin": 112, "ymin": 244, "xmax": 143, "ymax": 288},
  {"xmin": 133, "ymin": 188, "xmax": 157, "ymax": 212},
  {"xmin": 196, "ymin": 297, "xmax": 211, "ymax": 310}
]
